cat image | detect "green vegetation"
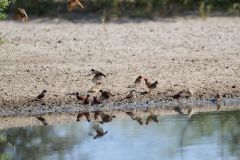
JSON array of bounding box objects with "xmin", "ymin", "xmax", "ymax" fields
[
  {"xmin": 2, "ymin": 0, "xmax": 240, "ymax": 19},
  {"xmin": 0, "ymin": 0, "xmax": 15, "ymax": 19}
]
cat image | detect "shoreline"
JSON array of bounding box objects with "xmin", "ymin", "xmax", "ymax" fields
[
  {"xmin": 0, "ymin": 98, "xmax": 240, "ymax": 129},
  {"xmin": 0, "ymin": 97, "xmax": 240, "ymax": 117}
]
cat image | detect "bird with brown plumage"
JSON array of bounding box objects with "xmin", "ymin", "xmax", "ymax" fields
[
  {"xmin": 92, "ymin": 96, "xmax": 102, "ymax": 105},
  {"xmin": 172, "ymin": 89, "xmax": 193, "ymax": 100},
  {"xmin": 134, "ymin": 75, "xmax": 142, "ymax": 87},
  {"xmin": 83, "ymin": 95, "xmax": 90, "ymax": 105},
  {"xmin": 144, "ymin": 78, "xmax": 159, "ymax": 93},
  {"xmin": 16, "ymin": 8, "xmax": 28, "ymax": 22},
  {"xmin": 90, "ymin": 69, "xmax": 107, "ymax": 84},
  {"xmin": 67, "ymin": 0, "xmax": 84, "ymax": 12},
  {"xmin": 120, "ymin": 90, "xmax": 136, "ymax": 101},
  {"xmin": 76, "ymin": 92, "xmax": 86, "ymax": 101}
]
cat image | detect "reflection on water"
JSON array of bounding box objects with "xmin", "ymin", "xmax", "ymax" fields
[{"xmin": 0, "ymin": 111, "xmax": 240, "ymax": 160}]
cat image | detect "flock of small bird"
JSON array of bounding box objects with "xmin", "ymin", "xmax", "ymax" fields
[
  {"xmin": 33, "ymin": 68, "xmax": 198, "ymax": 140},
  {"xmin": 34, "ymin": 68, "xmax": 223, "ymax": 139},
  {"xmin": 34, "ymin": 68, "xmax": 162, "ymax": 105}
]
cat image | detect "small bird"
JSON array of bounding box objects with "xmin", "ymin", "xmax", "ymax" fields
[
  {"xmin": 92, "ymin": 124, "xmax": 108, "ymax": 139},
  {"xmin": 88, "ymin": 82, "xmax": 101, "ymax": 93},
  {"xmin": 146, "ymin": 113, "xmax": 159, "ymax": 125},
  {"xmin": 144, "ymin": 78, "xmax": 159, "ymax": 93},
  {"xmin": 91, "ymin": 69, "xmax": 107, "ymax": 84},
  {"xmin": 134, "ymin": 76, "xmax": 142, "ymax": 85},
  {"xmin": 16, "ymin": 8, "xmax": 28, "ymax": 22},
  {"xmin": 76, "ymin": 92, "xmax": 85, "ymax": 101},
  {"xmin": 91, "ymin": 69, "xmax": 107, "ymax": 78},
  {"xmin": 36, "ymin": 117, "xmax": 48, "ymax": 126},
  {"xmin": 92, "ymin": 96, "xmax": 102, "ymax": 105},
  {"xmin": 121, "ymin": 90, "xmax": 136, "ymax": 100},
  {"xmin": 144, "ymin": 78, "xmax": 152, "ymax": 88},
  {"xmin": 99, "ymin": 90, "xmax": 115, "ymax": 100},
  {"xmin": 126, "ymin": 90, "xmax": 137, "ymax": 99},
  {"xmin": 67, "ymin": 0, "xmax": 84, "ymax": 12},
  {"xmin": 128, "ymin": 76, "xmax": 142, "ymax": 88},
  {"xmin": 83, "ymin": 95, "xmax": 90, "ymax": 105},
  {"xmin": 173, "ymin": 89, "xmax": 193, "ymax": 100},
  {"xmin": 36, "ymin": 90, "xmax": 47, "ymax": 100}
]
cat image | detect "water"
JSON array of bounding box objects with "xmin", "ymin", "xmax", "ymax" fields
[{"xmin": 0, "ymin": 111, "xmax": 240, "ymax": 160}]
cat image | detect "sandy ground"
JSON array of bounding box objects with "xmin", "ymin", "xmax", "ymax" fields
[{"xmin": 0, "ymin": 17, "xmax": 240, "ymax": 114}]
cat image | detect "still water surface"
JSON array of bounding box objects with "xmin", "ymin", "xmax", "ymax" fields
[{"xmin": 0, "ymin": 111, "xmax": 240, "ymax": 160}]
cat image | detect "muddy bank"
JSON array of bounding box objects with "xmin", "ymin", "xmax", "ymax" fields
[
  {"xmin": 0, "ymin": 17, "xmax": 240, "ymax": 115},
  {"xmin": 1, "ymin": 98, "xmax": 240, "ymax": 129}
]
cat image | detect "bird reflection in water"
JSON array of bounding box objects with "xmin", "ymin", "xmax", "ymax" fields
[{"xmin": 89, "ymin": 123, "xmax": 108, "ymax": 139}]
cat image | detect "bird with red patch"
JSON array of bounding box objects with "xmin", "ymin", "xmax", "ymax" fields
[{"xmin": 144, "ymin": 78, "xmax": 159, "ymax": 93}]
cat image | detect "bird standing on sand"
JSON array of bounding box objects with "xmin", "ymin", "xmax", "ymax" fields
[
  {"xmin": 134, "ymin": 75, "xmax": 142, "ymax": 86},
  {"xmin": 144, "ymin": 78, "xmax": 159, "ymax": 93},
  {"xmin": 36, "ymin": 90, "xmax": 47, "ymax": 100},
  {"xmin": 173, "ymin": 89, "xmax": 193, "ymax": 100},
  {"xmin": 67, "ymin": 0, "xmax": 84, "ymax": 12},
  {"xmin": 121, "ymin": 90, "xmax": 136, "ymax": 101},
  {"xmin": 99, "ymin": 90, "xmax": 115, "ymax": 100},
  {"xmin": 91, "ymin": 69, "xmax": 107, "ymax": 84},
  {"xmin": 92, "ymin": 124, "xmax": 108, "ymax": 139},
  {"xmin": 76, "ymin": 92, "xmax": 85, "ymax": 101},
  {"xmin": 16, "ymin": 8, "xmax": 28, "ymax": 22},
  {"xmin": 126, "ymin": 90, "xmax": 136, "ymax": 99}
]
